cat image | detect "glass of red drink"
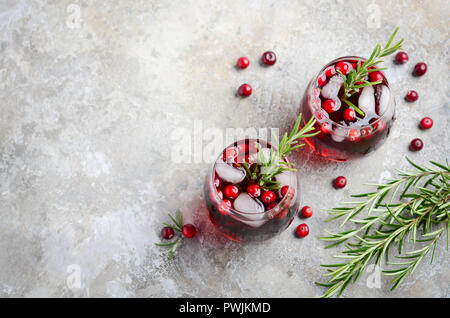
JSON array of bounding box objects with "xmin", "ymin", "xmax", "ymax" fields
[
  {"xmin": 300, "ymin": 56, "xmax": 396, "ymax": 161},
  {"xmin": 204, "ymin": 139, "xmax": 300, "ymax": 243}
]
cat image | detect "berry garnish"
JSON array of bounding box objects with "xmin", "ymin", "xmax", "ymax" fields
[
  {"xmin": 335, "ymin": 61, "xmax": 350, "ymax": 75},
  {"xmin": 236, "ymin": 57, "xmax": 250, "ymax": 69},
  {"xmin": 238, "ymin": 83, "xmax": 252, "ymax": 97},
  {"xmin": 360, "ymin": 127, "xmax": 373, "ymax": 139},
  {"xmin": 223, "ymin": 147, "xmax": 238, "ymax": 162},
  {"xmin": 419, "ymin": 117, "xmax": 433, "ymax": 130},
  {"xmin": 343, "ymin": 108, "xmax": 356, "ymax": 121},
  {"xmin": 261, "ymin": 51, "xmax": 276, "ymax": 66},
  {"xmin": 334, "ymin": 176, "xmax": 347, "ymax": 189},
  {"xmin": 280, "ymin": 185, "xmax": 290, "ymax": 198},
  {"xmin": 224, "ymin": 185, "xmax": 239, "ymax": 199},
  {"xmin": 325, "ymin": 65, "xmax": 336, "ymax": 77},
  {"xmin": 261, "ymin": 191, "xmax": 276, "ymax": 204},
  {"xmin": 413, "ymin": 62, "xmax": 427, "ymax": 76},
  {"xmin": 368, "ymin": 71, "xmax": 383, "ymax": 83},
  {"xmin": 317, "ymin": 73, "xmax": 327, "ymax": 87},
  {"xmin": 409, "ymin": 138, "xmax": 423, "ymax": 151},
  {"xmin": 247, "ymin": 184, "xmax": 261, "ymax": 198},
  {"xmin": 300, "ymin": 206, "xmax": 313, "ymax": 218},
  {"xmin": 395, "ymin": 51, "xmax": 408, "ymax": 64},
  {"xmin": 320, "ymin": 122, "xmax": 331, "ymax": 134},
  {"xmin": 182, "ymin": 224, "xmax": 197, "ymax": 238},
  {"xmin": 405, "ymin": 90, "xmax": 418, "ymax": 102},
  {"xmin": 295, "ymin": 223, "xmax": 309, "ymax": 238},
  {"xmin": 347, "ymin": 129, "xmax": 361, "ymax": 142},
  {"xmin": 161, "ymin": 227, "xmax": 175, "ymax": 240},
  {"xmin": 322, "ymin": 99, "xmax": 338, "ymax": 114}
]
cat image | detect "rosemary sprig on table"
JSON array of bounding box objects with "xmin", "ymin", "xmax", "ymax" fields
[
  {"xmin": 155, "ymin": 210, "xmax": 184, "ymax": 260},
  {"xmin": 338, "ymin": 27, "xmax": 403, "ymax": 117},
  {"xmin": 316, "ymin": 158, "xmax": 450, "ymax": 298},
  {"xmin": 255, "ymin": 114, "xmax": 318, "ymax": 190}
]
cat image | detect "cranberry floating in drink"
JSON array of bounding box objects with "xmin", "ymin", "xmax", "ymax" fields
[
  {"xmin": 300, "ymin": 29, "xmax": 404, "ymax": 161},
  {"xmin": 204, "ymin": 115, "xmax": 317, "ymax": 243}
]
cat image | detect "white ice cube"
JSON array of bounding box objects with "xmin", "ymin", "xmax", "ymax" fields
[
  {"xmin": 233, "ymin": 193, "xmax": 267, "ymax": 228},
  {"xmin": 358, "ymin": 86, "xmax": 375, "ymax": 114},
  {"xmin": 321, "ymin": 75, "xmax": 344, "ymax": 99},
  {"xmin": 331, "ymin": 127, "xmax": 346, "ymax": 143},
  {"xmin": 377, "ymin": 85, "xmax": 391, "ymax": 116},
  {"xmin": 215, "ymin": 159, "xmax": 246, "ymax": 184},
  {"xmin": 275, "ymin": 170, "xmax": 296, "ymax": 188}
]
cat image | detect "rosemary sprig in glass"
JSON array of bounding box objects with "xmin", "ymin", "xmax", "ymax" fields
[{"xmin": 316, "ymin": 157, "xmax": 450, "ymax": 298}]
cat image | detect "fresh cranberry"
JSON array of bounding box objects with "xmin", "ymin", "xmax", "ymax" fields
[
  {"xmin": 369, "ymin": 71, "xmax": 383, "ymax": 82},
  {"xmin": 405, "ymin": 90, "xmax": 418, "ymax": 102},
  {"xmin": 325, "ymin": 65, "xmax": 336, "ymax": 77},
  {"xmin": 238, "ymin": 83, "xmax": 252, "ymax": 97},
  {"xmin": 295, "ymin": 224, "xmax": 309, "ymax": 238},
  {"xmin": 161, "ymin": 227, "xmax": 175, "ymax": 240},
  {"xmin": 261, "ymin": 51, "xmax": 276, "ymax": 66},
  {"xmin": 224, "ymin": 185, "xmax": 239, "ymax": 199},
  {"xmin": 371, "ymin": 119, "xmax": 386, "ymax": 132},
  {"xmin": 419, "ymin": 117, "xmax": 433, "ymax": 130},
  {"xmin": 360, "ymin": 127, "xmax": 373, "ymax": 139},
  {"xmin": 247, "ymin": 184, "xmax": 261, "ymax": 198},
  {"xmin": 280, "ymin": 185, "xmax": 290, "ymax": 198},
  {"xmin": 322, "ymin": 99, "xmax": 338, "ymax": 114},
  {"xmin": 261, "ymin": 191, "xmax": 276, "ymax": 204},
  {"xmin": 317, "ymin": 73, "xmax": 327, "ymax": 87},
  {"xmin": 409, "ymin": 138, "xmax": 423, "ymax": 151},
  {"xmin": 214, "ymin": 176, "xmax": 221, "ymax": 188},
  {"xmin": 218, "ymin": 199, "xmax": 232, "ymax": 214},
  {"xmin": 347, "ymin": 129, "xmax": 361, "ymax": 142},
  {"xmin": 300, "ymin": 206, "xmax": 313, "ymax": 218},
  {"xmin": 236, "ymin": 57, "xmax": 250, "ymax": 69},
  {"xmin": 413, "ymin": 62, "xmax": 427, "ymax": 76},
  {"xmin": 182, "ymin": 224, "xmax": 197, "ymax": 238},
  {"xmin": 335, "ymin": 61, "xmax": 350, "ymax": 75},
  {"xmin": 334, "ymin": 176, "xmax": 347, "ymax": 189},
  {"xmin": 343, "ymin": 108, "xmax": 356, "ymax": 121},
  {"xmin": 320, "ymin": 122, "xmax": 331, "ymax": 134},
  {"xmin": 223, "ymin": 147, "xmax": 238, "ymax": 162},
  {"xmin": 395, "ymin": 52, "xmax": 409, "ymax": 64}
]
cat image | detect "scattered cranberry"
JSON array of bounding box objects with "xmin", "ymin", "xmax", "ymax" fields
[
  {"xmin": 223, "ymin": 147, "xmax": 238, "ymax": 162},
  {"xmin": 224, "ymin": 185, "xmax": 239, "ymax": 199},
  {"xmin": 213, "ymin": 176, "xmax": 221, "ymax": 188},
  {"xmin": 343, "ymin": 108, "xmax": 356, "ymax": 121},
  {"xmin": 409, "ymin": 138, "xmax": 423, "ymax": 151},
  {"xmin": 261, "ymin": 51, "xmax": 277, "ymax": 66},
  {"xmin": 419, "ymin": 117, "xmax": 433, "ymax": 130},
  {"xmin": 300, "ymin": 206, "xmax": 313, "ymax": 218},
  {"xmin": 261, "ymin": 191, "xmax": 276, "ymax": 204},
  {"xmin": 238, "ymin": 83, "xmax": 252, "ymax": 97},
  {"xmin": 334, "ymin": 176, "xmax": 347, "ymax": 189},
  {"xmin": 369, "ymin": 71, "xmax": 383, "ymax": 82},
  {"xmin": 325, "ymin": 65, "xmax": 336, "ymax": 77},
  {"xmin": 236, "ymin": 57, "xmax": 250, "ymax": 69},
  {"xmin": 322, "ymin": 99, "xmax": 338, "ymax": 114},
  {"xmin": 395, "ymin": 52, "xmax": 409, "ymax": 64},
  {"xmin": 295, "ymin": 224, "xmax": 309, "ymax": 238},
  {"xmin": 161, "ymin": 227, "xmax": 175, "ymax": 240},
  {"xmin": 247, "ymin": 184, "xmax": 262, "ymax": 198},
  {"xmin": 347, "ymin": 129, "xmax": 361, "ymax": 142},
  {"xmin": 280, "ymin": 185, "xmax": 290, "ymax": 198},
  {"xmin": 335, "ymin": 61, "xmax": 350, "ymax": 75},
  {"xmin": 182, "ymin": 224, "xmax": 197, "ymax": 238},
  {"xmin": 317, "ymin": 73, "xmax": 327, "ymax": 87},
  {"xmin": 405, "ymin": 90, "xmax": 418, "ymax": 102},
  {"xmin": 413, "ymin": 62, "xmax": 427, "ymax": 76}
]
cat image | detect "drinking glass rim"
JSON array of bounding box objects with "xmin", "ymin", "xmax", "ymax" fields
[
  {"xmin": 209, "ymin": 138, "xmax": 297, "ymax": 216},
  {"xmin": 311, "ymin": 55, "xmax": 394, "ymax": 130}
]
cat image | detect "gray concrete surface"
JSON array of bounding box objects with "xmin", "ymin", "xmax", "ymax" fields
[{"xmin": 0, "ymin": 0, "xmax": 448, "ymax": 297}]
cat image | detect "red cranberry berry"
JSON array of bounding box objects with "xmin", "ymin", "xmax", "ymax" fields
[
  {"xmin": 395, "ymin": 52, "xmax": 409, "ymax": 64},
  {"xmin": 325, "ymin": 65, "xmax": 336, "ymax": 78},
  {"xmin": 413, "ymin": 62, "xmax": 427, "ymax": 76},
  {"xmin": 238, "ymin": 83, "xmax": 252, "ymax": 97},
  {"xmin": 247, "ymin": 184, "xmax": 261, "ymax": 198},
  {"xmin": 261, "ymin": 51, "xmax": 276, "ymax": 66},
  {"xmin": 322, "ymin": 99, "xmax": 338, "ymax": 114},
  {"xmin": 409, "ymin": 138, "xmax": 423, "ymax": 151},
  {"xmin": 218, "ymin": 199, "xmax": 233, "ymax": 214},
  {"xmin": 261, "ymin": 191, "xmax": 276, "ymax": 204},
  {"xmin": 280, "ymin": 185, "xmax": 290, "ymax": 198},
  {"xmin": 405, "ymin": 90, "xmax": 418, "ymax": 102},
  {"xmin": 182, "ymin": 224, "xmax": 197, "ymax": 238},
  {"xmin": 369, "ymin": 71, "xmax": 383, "ymax": 82},
  {"xmin": 300, "ymin": 206, "xmax": 313, "ymax": 218},
  {"xmin": 236, "ymin": 57, "xmax": 250, "ymax": 69},
  {"xmin": 223, "ymin": 147, "xmax": 238, "ymax": 162},
  {"xmin": 334, "ymin": 176, "xmax": 347, "ymax": 189},
  {"xmin": 224, "ymin": 185, "xmax": 239, "ymax": 199},
  {"xmin": 335, "ymin": 61, "xmax": 350, "ymax": 75},
  {"xmin": 295, "ymin": 224, "xmax": 309, "ymax": 238},
  {"xmin": 317, "ymin": 73, "xmax": 327, "ymax": 87},
  {"xmin": 320, "ymin": 122, "xmax": 331, "ymax": 134},
  {"xmin": 161, "ymin": 227, "xmax": 175, "ymax": 240},
  {"xmin": 343, "ymin": 108, "xmax": 356, "ymax": 121},
  {"xmin": 348, "ymin": 129, "xmax": 361, "ymax": 142},
  {"xmin": 419, "ymin": 117, "xmax": 433, "ymax": 130},
  {"xmin": 360, "ymin": 127, "xmax": 373, "ymax": 139}
]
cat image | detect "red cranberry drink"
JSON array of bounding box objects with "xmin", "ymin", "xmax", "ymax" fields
[{"xmin": 300, "ymin": 29, "xmax": 403, "ymax": 161}]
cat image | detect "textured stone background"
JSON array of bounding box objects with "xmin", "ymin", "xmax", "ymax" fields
[{"xmin": 0, "ymin": 0, "xmax": 448, "ymax": 297}]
